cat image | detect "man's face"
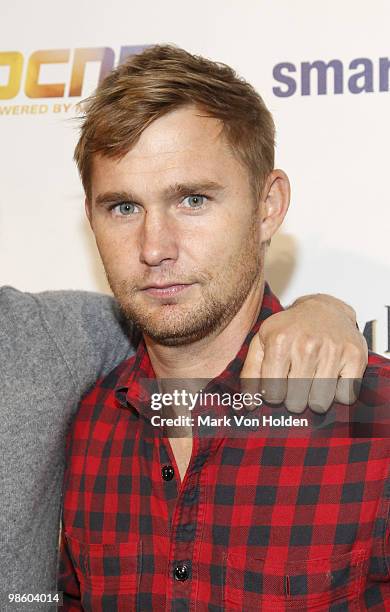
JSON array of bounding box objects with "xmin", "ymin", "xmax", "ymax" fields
[{"xmin": 88, "ymin": 105, "xmax": 267, "ymax": 346}]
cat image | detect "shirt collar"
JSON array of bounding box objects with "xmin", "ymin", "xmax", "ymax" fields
[{"xmin": 115, "ymin": 282, "xmax": 283, "ymax": 416}]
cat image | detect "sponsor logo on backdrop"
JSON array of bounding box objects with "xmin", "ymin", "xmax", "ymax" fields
[
  {"xmin": 0, "ymin": 45, "xmax": 148, "ymax": 114},
  {"xmin": 2, "ymin": 49, "xmax": 389, "ymax": 108},
  {"xmin": 273, "ymin": 56, "xmax": 390, "ymax": 97}
]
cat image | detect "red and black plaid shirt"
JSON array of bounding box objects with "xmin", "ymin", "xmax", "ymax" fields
[{"xmin": 59, "ymin": 285, "xmax": 390, "ymax": 611}]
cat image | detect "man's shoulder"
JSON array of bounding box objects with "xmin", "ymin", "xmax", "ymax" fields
[
  {"xmin": 366, "ymin": 351, "xmax": 390, "ymax": 375},
  {"xmin": 360, "ymin": 352, "xmax": 390, "ymax": 405},
  {"xmin": 0, "ymin": 285, "xmax": 47, "ymax": 323},
  {"xmin": 0, "ymin": 285, "xmax": 118, "ymax": 333},
  {"xmin": 352, "ymin": 352, "xmax": 390, "ymax": 439},
  {"xmin": 65, "ymin": 355, "xmax": 138, "ymax": 459},
  {"xmin": 0, "ymin": 284, "xmax": 112, "ymax": 305},
  {"xmin": 0, "ymin": 286, "xmax": 135, "ymax": 391},
  {"xmin": 88, "ymin": 354, "xmax": 137, "ymax": 394},
  {"xmin": 365, "ymin": 351, "xmax": 390, "ymax": 388},
  {"xmin": 31, "ymin": 287, "xmax": 118, "ymax": 322}
]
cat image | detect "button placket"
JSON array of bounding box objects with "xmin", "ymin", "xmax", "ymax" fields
[{"xmin": 166, "ymin": 437, "xmax": 211, "ymax": 608}]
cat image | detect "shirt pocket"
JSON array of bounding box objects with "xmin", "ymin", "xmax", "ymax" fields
[
  {"xmin": 65, "ymin": 533, "xmax": 141, "ymax": 611},
  {"xmin": 223, "ymin": 548, "xmax": 366, "ymax": 611}
]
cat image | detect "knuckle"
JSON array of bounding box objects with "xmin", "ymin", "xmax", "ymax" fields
[
  {"xmin": 344, "ymin": 342, "xmax": 365, "ymax": 363},
  {"xmin": 273, "ymin": 332, "xmax": 289, "ymax": 348},
  {"xmin": 269, "ymin": 333, "xmax": 289, "ymax": 357},
  {"xmin": 323, "ymin": 339, "xmax": 341, "ymax": 357},
  {"xmin": 317, "ymin": 339, "xmax": 341, "ymax": 364},
  {"xmin": 301, "ymin": 336, "xmax": 321, "ymax": 356}
]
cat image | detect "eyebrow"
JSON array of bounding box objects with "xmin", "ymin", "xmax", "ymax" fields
[{"xmin": 94, "ymin": 181, "xmax": 225, "ymax": 206}]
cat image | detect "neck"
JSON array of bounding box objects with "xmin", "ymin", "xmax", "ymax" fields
[{"xmin": 144, "ymin": 277, "xmax": 265, "ymax": 380}]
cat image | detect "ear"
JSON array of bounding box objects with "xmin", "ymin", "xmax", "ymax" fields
[
  {"xmin": 258, "ymin": 169, "xmax": 290, "ymax": 244},
  {"xmin": 85, "ymin": 197, "xmax": 93, "ymax": 228}
]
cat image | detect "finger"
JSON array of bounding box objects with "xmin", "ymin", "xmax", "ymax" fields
[
  {"xmin": 335, "ymin": 344, "xmax": 367, "ymax": 404},
  {"xmin": 308, "ymin": 376, "xmax": 338, "ymax": 414},
  {"xmin": 335, "ymin": 376, "xmax": 363, "ymax": 405},
  {"xmin": 285, "ymin": 348, "xmax": 318, "ymax": 413},
  {"xmin": 285, "ymin": 378, "xmax": 313, "ymax": 413},
  {"xmin": 259, "ymin": 336, "xmax": 290, "ymax": 405},
  {"xmin": 241, "ymin": 334, "xmax": 264, "ymax": 380},
  {"xmin": 240, "ymin": 335, "xmax": 264, "ymax": 410},
  {"xmin": 307, "ymin": 344, "xmax": 341, "ymax": 413}
]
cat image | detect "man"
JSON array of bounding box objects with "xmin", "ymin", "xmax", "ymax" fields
[
  {"xmin": 1, "ymin": 290, "xmax": 366, "ymax": 606},
  {"xmin": 58, "ymin": 44, "xmax": 389, "ymax": 610},
  {"xmin": 0, "ymin": 291, "xmax": 365, "ymax": 611},
  {"xmin": 0, "ymin": 232, "xmax": 368, "ymax": 607}
]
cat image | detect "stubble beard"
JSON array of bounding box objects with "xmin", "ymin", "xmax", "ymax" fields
[{"xmin": 106, "ymin": 224, "xmax": 263, "ymax": 347}]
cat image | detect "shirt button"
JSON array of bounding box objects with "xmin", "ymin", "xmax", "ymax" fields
[
  {"xmin": 174, "ymin": 564, "xmax": 189, "ymax": 581},
  {"xmin": 162, "ymin": 465, "xmax": 175, "ymax": 481}
]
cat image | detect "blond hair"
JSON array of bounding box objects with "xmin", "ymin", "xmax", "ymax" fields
[{"xmin": 75, "ymin": 44, "xmax": 275, "ymax": 200}]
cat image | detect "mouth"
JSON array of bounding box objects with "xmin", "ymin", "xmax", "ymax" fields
[{"xmin": 141, "ymin": 283, "xmax": 195, "ymax": 298}]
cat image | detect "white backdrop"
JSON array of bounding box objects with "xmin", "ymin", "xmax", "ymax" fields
[{"xmin": 1, "ymin": 0, "xmax": 389, "ymax": 355}]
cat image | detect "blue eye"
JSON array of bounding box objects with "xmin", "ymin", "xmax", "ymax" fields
[
  {"xmin": 114, "ymin": 202, "xmax": 137, "ymax": 215},
  {"xmin": 182, "ymin": 195, "xmax": 206, "ymax": 209}
]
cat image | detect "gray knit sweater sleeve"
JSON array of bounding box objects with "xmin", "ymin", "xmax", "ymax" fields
[
  {"xmin": 31, "ymin": 288, "xmax": 134, "ymax": 386},
  {"xmin": 0, "ymin": 287, "xmax": 135, "ymax": 610}
]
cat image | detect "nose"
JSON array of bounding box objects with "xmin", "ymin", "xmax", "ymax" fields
[{"xmin": 139, "ymin": 209, "xmax": 179, "ymax": 267}]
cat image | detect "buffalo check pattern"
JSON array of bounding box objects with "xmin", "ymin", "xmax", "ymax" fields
[{"xmin": 59, "ymin": 284, "xmax": 390, "ymax": 611}]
